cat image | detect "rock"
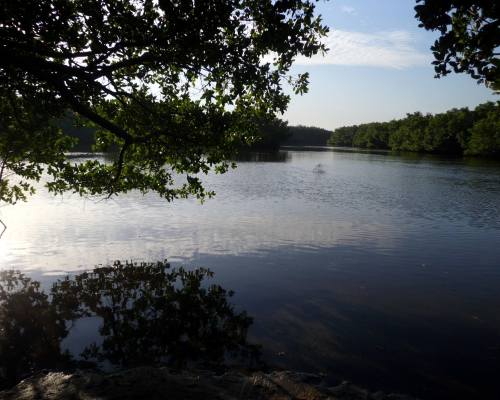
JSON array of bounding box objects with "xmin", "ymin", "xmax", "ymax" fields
[{"xmin": 0, "ymin": 367, "xmax": 421, "ymax": 400}]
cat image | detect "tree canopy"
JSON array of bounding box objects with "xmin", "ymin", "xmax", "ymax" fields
[
  {"xmin": 0, "ymin": 0, "xmax": 327, "ymax": 204},
  {"xmin": 284, "ymin": 125, "xmax": 332, "ymax": 146},
  {"xmin": 328, "ymin": 101, "xmax": 500, "ymax": 156},
  {"xmin": 415, "ymin": 0, "xmax": 500, "ymax": 90}
]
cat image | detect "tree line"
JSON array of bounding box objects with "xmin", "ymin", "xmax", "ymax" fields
[
  {"xmin": 328, "ymin": 102, "xmax": 500, "ymax": 156},
  {"xmin": 61, "ymin": 116, "xmax": 335, "ymax": 152},
  {"xmin": 246, "ymin": 123, "xmax": 332, "ymax": 149},
  {"xmin": 283, "ymin": 125, "xmax": 332, "ymax": 146}
]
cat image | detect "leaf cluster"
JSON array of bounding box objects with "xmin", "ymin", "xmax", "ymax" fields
[
  {"xmin": 0, "ymin": 0, "xmax": 328, "ymax": 203},
  {"xmin": 415, "ymin": 0, "xmax": 500, "ymax": 90}
]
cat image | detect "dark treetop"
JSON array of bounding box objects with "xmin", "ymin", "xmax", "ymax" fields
[
  {"xmin": 0, "ymin": 0, "xmax": 327, "ymax": 204},
  {"xmin": 415, "ymin": 0, "xmax": 500, "ymax": 90}
]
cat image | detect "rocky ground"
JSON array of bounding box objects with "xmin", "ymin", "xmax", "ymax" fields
[{"xmin": 0, "ymin": 367, "xmax": 419, "ymax": 400}]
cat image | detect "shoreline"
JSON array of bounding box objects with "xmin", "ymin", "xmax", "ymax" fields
[{"xmin": 0, "ymin": 367, "xmax": 418, "ymax": 400}]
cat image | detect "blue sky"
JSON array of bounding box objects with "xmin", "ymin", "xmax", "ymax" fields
[{"xmin": 283, "ymin": 0, "xmax": 498, "ymax": 130}]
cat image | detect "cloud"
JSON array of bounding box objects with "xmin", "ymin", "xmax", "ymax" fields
[
  {"xmin": 340, "ymin": 5, "xmax": 356, "ymax": 15},
  {"xmin": 294, "ymin": 30, "xmax": 430, "ymax": 69}
]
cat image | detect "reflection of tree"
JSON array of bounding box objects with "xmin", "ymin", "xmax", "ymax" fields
[
  {"xmin": 0, "ymin": 261, "xmax": 258, "ymax": 389},
  {"xmin": 0, "ymin": 271, "xmax": 72, "ymax": 389},
  {"xmin": 53, "ymin": 261, "xmax": 258, "ymax": 368}
]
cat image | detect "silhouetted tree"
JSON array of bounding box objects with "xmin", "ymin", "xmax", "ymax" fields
[
  {"xmin": 0, "ymin": 0, "xmax": 327, "ymax": 205},
  {"xmin": 246, "ymin": 118, "xmax": 291, "ymax": 151},
  {"xmin": 285, "ymin": 125, "xmax": 332, "ymax": 146},
  {"xmin": 415, "ymin": 0, "xmax": 500, "ymax": 90}
]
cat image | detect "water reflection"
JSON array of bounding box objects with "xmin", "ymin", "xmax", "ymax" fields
[
  {"xmin": 0, "ymin": 261, "xmax": 257, "ymax": 389},
  {"xmin": 1, "ymin": 149, "xmax": 500, "ymax": 399},
  {"xmin": 1, "ymin": 150, "xmax": 499, "ymax": 269},
  {"xmin": 233, "ymin": 150, "xmax": 289, "ymax": 162},
  {"xmin": 194, "ymin": 248, "xmax": 500, "ymax": 400},
  {"xmin": 0, "ymin": 271, "xmax": 72, "ymax": 389}
]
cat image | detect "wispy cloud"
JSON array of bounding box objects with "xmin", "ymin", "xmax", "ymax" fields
[
  {"xmin": 294, "ymin": 30, "xmax": 430, "ymax": 69},
  {"xmin": 340, "ymin": 5, "xmax": 356, "ymax": 15}
]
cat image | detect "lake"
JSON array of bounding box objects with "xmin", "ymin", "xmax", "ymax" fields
[{"xmin": 1, "ymin": 148, "xmax": 500, "ymax": 399}]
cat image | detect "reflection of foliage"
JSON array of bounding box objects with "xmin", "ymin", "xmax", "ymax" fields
[
  {"xmin": 0, "ymin": 271, "xmax": 72, "ymax": 389},
  {"xmin": 52, "ymin": 260, "xmax": 258, "ymax": 368},
  {"xmin": 0, "ymin": 261, "xmax": 257, "ymax": 389}
]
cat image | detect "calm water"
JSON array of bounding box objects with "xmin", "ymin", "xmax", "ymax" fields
[{"xmin": 1, "ymin": 149, "xmax": 500, "ymax": 399}]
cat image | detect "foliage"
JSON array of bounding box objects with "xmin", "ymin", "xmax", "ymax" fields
[
  {"xmin": 0, "ymin": 0, "xmax": 328, "ymax": 204},
  {"xmin": 57, "ymin": 113, "xmax": 100, "ymax": 152},
  {"xmin": 353, "ymin": 122, "xmax": 393, "ymax": 150},
  {"xmin": 415, "ymin": 0, "xmax": 500, "ymax": 90},
  {"xmin": 328, "ymin": 125, "xmax": 358, "ymax": 147},
  {"xmin": 0, "ymin": 95, "xmax": 76, "ymax": 204},
  {"xmin": 388, "ymin": 112, "xmax": 431, "ymax": 152},
  {"xmin": 284, "ymin": 125, "xmax": 332, "ymax": 146},
  {"xmin": 245, "ymin": 117, "xmax": 291, "ymax": 151},
  {"xmin": 327, "ymin": 101, "xmax": 500, "ymax": 156},
  {"xmin": 64, "ymin": 113, "xmax": 292, "ymax": 153},
  {"xmin": 466, "ymin": 106, "xmax": 500, "ymax": 155}
]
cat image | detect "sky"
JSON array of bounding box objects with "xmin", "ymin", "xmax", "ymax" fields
[{"xmin": 283, "ymin": 0, "xmax": 498, "ymax": 130}]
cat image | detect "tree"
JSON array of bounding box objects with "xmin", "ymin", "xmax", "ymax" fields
[
  {"xmin": 0, "ymin": 0, "xmax": 328, "ymax": 206},
  {"xmin": 285, "ymin": 125, "xmax": 332, "ymax": 146},
  {"xmin": 327, "ymin": 125, "xmax": 358, "ymax": 147},
  {"xmin": 245, "ymin": 117, "xmax": 290, "ymax": 151},
  {"xmin": 415, "ymin": 0, "xmax": 500, "ymax": 90},
  {"xmin": 389, "ymin": 112, "xmax": 431, "ymax": 152},
  {"xmin": 466, "ymin": 103, "xmax": 500, "ymax": 155},
  {"xmin": 326, "ymin": 101, "xmax": 500, "ymax": 156}
]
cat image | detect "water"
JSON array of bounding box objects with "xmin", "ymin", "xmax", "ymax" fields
[{"xmin": 1, "ymin": 149, "xmax": 500, "ymax": 399}]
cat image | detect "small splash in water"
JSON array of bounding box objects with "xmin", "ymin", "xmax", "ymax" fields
[{"xmin": 313, "ymin": 163, "xmax": 326, "ymax": 174}]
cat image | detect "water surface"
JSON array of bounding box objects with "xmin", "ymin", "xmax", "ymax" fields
[{"xmin": 1, "ymin": 149, "xmax": 500, "ymax": 399}]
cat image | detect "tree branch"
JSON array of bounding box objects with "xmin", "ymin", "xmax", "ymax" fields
[
  {"xmin": 0, "ymin": 219, "xmax": 6, "ymax": 239},
  {"xmin": 107, "ymin": 140, "xmax": 130, "ymax": 198},
  {"xmin": 34, "ymin": 71, "xmax": 135, "ymax": 143},
  {"xmin": 0, "ymin": 159, "xmax": 6, "ymax": 239}
]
